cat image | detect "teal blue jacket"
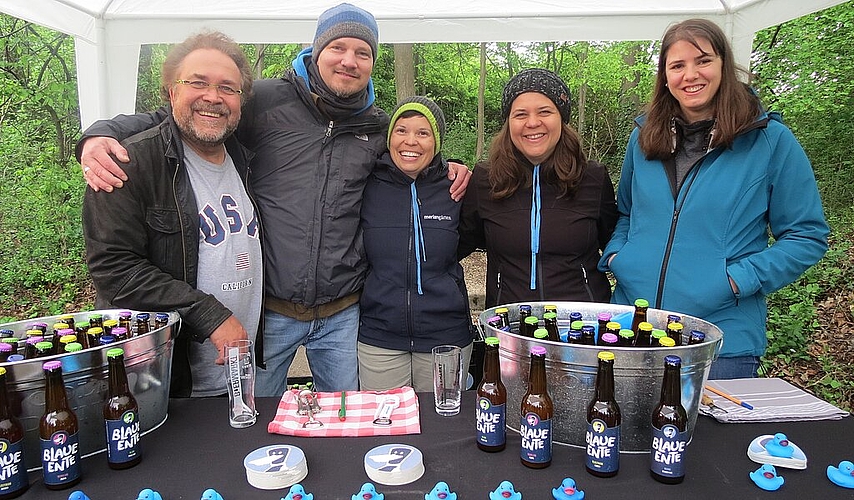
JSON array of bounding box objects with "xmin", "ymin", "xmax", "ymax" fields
[{"xmin": 599, "ymin": 112, "xmax": 829, "ymax": 357}]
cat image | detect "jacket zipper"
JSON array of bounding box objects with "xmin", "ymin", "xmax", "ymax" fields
[
  {"xmin": 580, "ymin": 263, "xmax": 595, "ymax": 301},
  {"xmin": 172, "ymin": 159, "xmax": 188, "ymax": 283}
]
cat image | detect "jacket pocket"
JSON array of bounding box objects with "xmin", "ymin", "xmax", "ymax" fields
[{"xmin": 145, "ymin": 208, "xmax": 184, "ymax": 280}]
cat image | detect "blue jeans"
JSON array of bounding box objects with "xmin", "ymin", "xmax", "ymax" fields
[
  {"xmin": 707, "ymin": 355, "xmax": 760, "ymax": 380},
  {"xmin": 255, "ymin": 304, "xmax": 360, "ymax": 396}
]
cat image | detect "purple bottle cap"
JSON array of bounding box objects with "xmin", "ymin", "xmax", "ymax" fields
[
  {"xmin": 602, "ymin": 333, "xmax": 619, "ymax": 344},
  {"xmin": 26, "ymin": 336, "xmax": 43, "ymax": 345},
  {"xmin": 531, "ymin": 346, "xmax": 547, "ymax": 356},
  {"xmin": 0, "ymin": 343, "xmax": 11, "ymax": 353},
  {"xmin": 58, "ymin": 328, "xmax": 75, "ymax": 336},
  {"xmin": 112, "ymin": 327, "xmax": 128, "ymax": 336},
  {"xmin": 42, "ymin": 360, "xmax": 62, "ymax": 371},
  {"xmin": 597, "ymin": 312, "xmax": 612, "ymax": 322}
]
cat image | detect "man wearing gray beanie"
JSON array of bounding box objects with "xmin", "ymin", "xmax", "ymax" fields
[{"xmin": 76, "ymin": 2, "xmax": 471, "ymax": 396}]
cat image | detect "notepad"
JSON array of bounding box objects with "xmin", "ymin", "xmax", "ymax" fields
[{"xmin": 699, "ymin": 377, "xmax": 849, "ymax": 423}]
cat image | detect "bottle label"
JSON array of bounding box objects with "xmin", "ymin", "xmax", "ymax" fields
[
  {"xmin": 585, "ymin": 418, "xmax": 620, "ymax": 473},
  {"xmin": 476, "ymin": 397, "xmax": 505, "ymax": 447},
  {"xmin": 0, "ymin": 437, "xmax": 27, "ymax": 494},
  {"xmin": 650, "ymin": 424, "xmax": 687, "ymax": 478},
  {"xmin": 520, "ymin": 412, "xmax": 552, "ymax": 464},
  {"xmin": 40, "ymin": 430, "xmax": 81, "ymax": 486},
  {"xmin": 106, "ymin": 409, "xmax": 141, "ymax": 464}
]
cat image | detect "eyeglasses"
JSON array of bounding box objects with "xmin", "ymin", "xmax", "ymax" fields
[{"xmin": 174, "ymin": 79, "xmax": 242, "ymax": 96}]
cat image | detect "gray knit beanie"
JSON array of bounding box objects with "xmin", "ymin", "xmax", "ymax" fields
[
  {"xmin": 501, "ymin": 68, "xmax": 572, "ymax": 123},
  {"xmin": 387, "ymin": 96, "xmax": 446, "ymax": 156},
  {"xmin": 312, "ymin": 3, "xmax": 379, "ymax": 63}
]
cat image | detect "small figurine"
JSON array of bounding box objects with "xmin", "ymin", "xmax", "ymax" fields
[
  {"xmin": 750, "ymin": 464, "xmax": 785, "ymax": 491},
  {"xmin": 137, "ymin": 489, "xmax": 164, "ymax": 500},
  {"xmin": 765, "ymin": 433, "xmax": 795, "ymax": 458},
  {"xmin": 827, "ymin": 460, "xmax": 854, "ymax": 489},
  {"xmin": 552, "ymin": 477, "xmax": 584, "ymax": 499},
  {"xmin": 282, "ymin": 483, "xmax": 314, "ymax": 500},
  {"xmin": 489, "ymin": 481, "xmax": 522, "ymax": 500},
  {"xmin": 201, "ymin": 488, "xmax": 225, "ymax": 500},
  {"xmin": 68, "ymin": 492, "xmax": 91, "ymax": 500},
  {"xmin": 425, "ymin": 481, "xmax": 457, "ymax": 500},
  {"xmin": 352, "ymin": 482, "xmax": 384, "ymax": 500}
]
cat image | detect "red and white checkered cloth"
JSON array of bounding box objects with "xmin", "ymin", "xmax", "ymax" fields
[{"xmin": 267, "ymin": 386, "xmax": 421, "ymax": 437}]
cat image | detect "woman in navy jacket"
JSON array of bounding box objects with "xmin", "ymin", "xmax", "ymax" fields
[
  {"xmin": 598, "ymin": 19, "xmax": 828, "ymax": 378},
  {"xmin": 358, "ymin": 97, "xmax": 473, "ymax": 391}
]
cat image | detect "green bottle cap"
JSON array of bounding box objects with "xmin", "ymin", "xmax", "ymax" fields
[
  {"xmin": 65, "ymin": 342, "xmax": 84, "ymax": 352},
  {"xmin": 543, "ymin": 312, "xmax": 557, "ymax": 320},
  {"xmin": 634, "ymin": 298, "xmax": 649, "ymax": 308},
  {"xmin": 570, "ymin": 320, "xmax": 584, "ymax": 330},
  {"xmin": 533, "ymin": 328, "xmax": 549, "ymax": 339},
  {"xmin": 618, "ymin": 329, "xmax": 635, "ymax": 339},
  {"xmin": 651, "ymin": 329, "xmax": 667, "ymax": 339},
  {"xmin": 524, "ymin": 316, "xmax": 539, "ymax": 325},
  {"xmin": 106, "ymin": 348, "xmax": 125, "ymax": 358},
  {"xmin": 484, "ymin": 337, "xmax": 500, "ymax": 346}
]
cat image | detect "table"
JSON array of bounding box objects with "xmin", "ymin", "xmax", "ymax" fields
[{"xmin": 25, "ymin": 392, "xmax": 853, "ymax": 499}]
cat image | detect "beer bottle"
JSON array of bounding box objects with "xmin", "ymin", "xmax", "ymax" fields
[
  {"xmin": 0, "ymin": 343, "xmax": 12, "ymax": 363},
  {"xmin": 154, "ymin": 313, "xmax": 169, "ymax": 330},
  {"xmin": 99, "ymin": 334, "xmax": 117, "ymax": 346},
  {"xmin": 88, "ymin": 314, "xmax": 103, "ymax": 330},
  {"xmin": 567, "ymin": 321, "xmax": 584, "ymax": 344},
  {"xmin": 486, "ymin": 316, "xmax": 504, "ymax": 331},
  {"xmin": 651, "ymin": 329, "xmax": 667, "ymax": 347},
  {"xmin": 586, "ymin": 351, "xmax": 620, "ymax": 478},
  {"xmin": 476, "ymin": 337, "xmax": 506, "ymax": 452},
  {"xmin": 85, "ymin": 327, "xmax": 103, "ymax": 350},
  {"xmin": 597, "ymin": 312, "xmax": 611, "ymax": 338},
  {"xmin": 33, "ymin": 341, "xmax": 54, "ymax": 358},
  {"xmin": 494, "ymin": 307, "xmax": 510, "ymax": 330},
  {"xmin": 58, "ymin": 315, "xmax": 75, "ymax": 332},
  {"xmin": 650, "ymin": 355, "xmax": 688, "ymax": 484},
  {"xmin": 544, "ymin": 304, "xmax": 558, "ymax": 316},
  {"xmin": 542, "ymin": 312, "xmax": 560, "ymax": 342},
  {"xmin": 24, "ymin": 337, "xmax": 43, "ymax": 359},
  {"xmin": 104, "ymin": 348, "xmax": 141, "ymax": 469},
  {"xmin": 28, "ymin": 322, "xmax": 47, "ymax": 335},
  {"xmin": 39, "ymin": 360, "xmax": 81, "ymax": 490},
  {"xmin": 118, "ymin": 311, "xmax": 133, "ymax": 336},
  {"xmin": 666, "ymin": 322, "xmax": 684, "ymax": 346},
  {"xmin": 533, "ymin": 328, "xmax": 549, "ymax": 341},
  {"xmin": 688, "ymin": 330, "xmax": 706, "ymax": 345},
  {"xmin": 635, "ymin": 322, "xmax": 653, "ymax": 347},
  {"xmin": 523, "ymin": 316, "xmax": 539, "ymax": 338},
  {"xmin": 517, "ymin": 305, "xmax": 531, "ymax": 335},
  {"xmin": 102, "ymin": 319, "xmax": 118, "ymax": 336},
  {"xmin": 0, "ymin": 367, "xmax": 28, "ymax": 499},
  {"xmin": 111, "ymin": 327, "xmax": 129, "ymax": 342},
  {"xmin": 581, "ymin": 325, "xmax": 596, "ymax": 346},
  {"xmin": 569, "ymin": 311, "xmax": 583, "ymax": 324},
  {"xmin": 135, "ymin": 313, "xmax": 151, "ymax": 336},
  {"xmin": 630, "ymin": 298, "xmax": 649, "ymax": 335},
  {"xmin": 618, "ymin": 329, "xmax": 635, "ymax": 347},
  {"xmin": 600, "ymin": 333, "xmax": 619, "ymax": 347},
  {"xmin": 520, "ymin": 346, "xmax": 553, "ymax": 469}
]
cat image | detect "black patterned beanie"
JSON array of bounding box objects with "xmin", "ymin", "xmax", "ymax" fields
[
  {"xmin": 501, "ymin": 68, "xmax": 572, "ymax": 123},
  {"xmin": 312, "ymin": 3, "xmax": 379, "ymax": 62}
]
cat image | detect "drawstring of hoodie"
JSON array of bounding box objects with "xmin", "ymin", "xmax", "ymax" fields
[
  {"xmin": 530, "ymin": 164, "xmax": 541, "ymax": 290},
  {"xmin": 411, "ymin": 182, "xmax": 426, "ymax": 295}
]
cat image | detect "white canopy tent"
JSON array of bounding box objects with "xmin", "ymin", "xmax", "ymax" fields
[{"xmin": 0, "ymin": 0, "xmax": 846, "ymax": 127}]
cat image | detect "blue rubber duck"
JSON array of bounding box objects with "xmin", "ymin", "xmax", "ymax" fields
[
  {"xmin": 425, "ymin": 481, "xmax": 457, "ymax": 500},
  {"xmin": 827, "ymin": 460, "xmax": 854, "ymax": 489},
  {"xmin": 67, "ymin": 492, "xmax": 91, "ymax": 500},
  {"xmin": 201, "ymin": 488, "xmax": 225, "ymax": 500},
  {"xmin": 352, "ymin": 482, "xmax": 384, "ymax": 500},
  {"xmin": 489, "ymin": 481, "xmax": 522, "ymax": 500},
  {"xmin": 552, "ymin": 477, "xmax": 584, "ymax": 500},
  {"xmin": 764, "ymin": 433, "xmax": 795, "ymax": 458},
  {"xmin": 137, "ymin": 489, "xmax": 164, "ymax": 500},
  {"xmin": 282, "ymin": 483, "xmax": 314, "ymax": 500},
  {"xmin": 750, "ymin": 464, "xmax": 785, "ymax": 491}
]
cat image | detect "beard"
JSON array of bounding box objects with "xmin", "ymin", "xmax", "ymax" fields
[{"xmin": 174, "ymin": 102, "xmax": 239, "ymax": 147}]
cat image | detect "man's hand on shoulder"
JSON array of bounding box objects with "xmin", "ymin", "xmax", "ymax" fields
[
  {"xmin": 209, "ymin": 315, "xmax": 249, "ymax": 365},
  {"xmin": 447, "ymin": 161, "xmax": 471, "ymax": 202},
  {"xmin": 80, "ymin": 136, "xmax": 130, "ymax": 192}
]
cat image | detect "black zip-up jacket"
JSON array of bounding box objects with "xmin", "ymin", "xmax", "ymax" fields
[
  {"xmin": 359, "ymin": 153, "xmax": 472, "ymax": 352},
  {"xmin": 82, "ymin": 115, "xmax": 261, "ymax": 397},
  {"xmin": 458, "ymin": 160, "xmax": 617, "ymax": 308}
]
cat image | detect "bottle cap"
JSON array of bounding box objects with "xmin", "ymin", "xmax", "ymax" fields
[
  {"xmin": 664, "ymin": 355, "xmax": 682, "ymax": 366},
  {"xmin": 25, "ymin": 329, "xmax": 43, "ymax": 338},
  {"xmin": 495, "ymin": 307, "xmax": 509, "ymax": 314},
  {"xmin": 42, "ymin": 360, "xmax": 62, "ymax": 371},
  {"xmin": 651, "ymin": 329, "xmax": 667, "ymax": 339},
  {"xmin": 137, "ymin": 312, "xmax": 150, "ymax": 320},
  {"xmin": 0, "ymin": 343, "xmax": 11, "ymax": 353},
  {"xmin": 597, "ymin": 312, "xmax": 612, "ymax": 322},
  {"xmin": 533, "ymin": 328, "xmax": 549, "ymax": 339},
  {"xmin": 570, "ymin": 320, "xmax": 584, "ymax": 330},
  {"xmin": 6, "ymin": 354, "xmax": 24, "ymax": 362},
  {"xmin": 112, "ymin": 327, "xmax": 128, "ymax": 337},
  {"xmin": 542, "ymin": 312, "xmax": 557, "ymax": 320},
  {"xmin": 155, "ymin": 312, "xmax": 169, "ymax": 321},
  {"xmin": 119, "ymin": 310, "xmax": 132, "ymax": 319},
  {"xmin": 569, "ymin": 311, "xmax": 583, "ymax": 320},
  {"xmin": 99, "ymin": 334, "xmax": 117, "ymax": 345},
  {"xmin": 638, "ymin": 322, "xmax": 654, "ymax": 332},
  {"xmin": 26, "ymin": 336, "xmax": 43, "ymax": 345},
  {"xmin": 107, "ymin": 348, "xmax": 125, "ymax": 358},
  {"xmin": 524, "ymin": 316, "xmax": 539, "ymax": 325},
  {"xmin": 103, "ymin": 319, "xmax": 119, "ymax": 328},
  {"xmin": 618, "ymin": 329, "xmax": 635, "ymax": 339},
  {"xmin": 669, "ymin": 322, "xmax": 684, "ymax": 331},
  {"xmin": 89, "ymin": 313, "xmax": 103, "ymax": 320},
  {"xmin": 52, "ymin": 322, "xmax": 70, "ymax": 330},
  {"xmin": 88, "ymin": 327, "xmax": 104, "ymax": 335},
  {"xmin": 598, "ymin": 351, "xmax": 615, "ymax": 361},
  {"xmin": 659, "ymin": 337, "xmax": 676, "ymax": 347},
  {"xmin": 519, "ymin": 305, "xmax": 532, "ymax": 312},
  {"xmin": 606, "ymin": 321, "xmax": 621, "ymax": 331},
  {"xmin": 530, "ymin": 345, "xmax": 547, "ymax": 356},
  {"xmin": 601, "ymin": 333, "xmax": 619, "ymax": 345},
  {"xmin": 65, "ymin": 343, "xmax": 83, "ymax": 353},
  {"xmin": 35, "ymin": 341, "xmax": 53, "ymax": 350},
  {"xmin": 0, "ymin": 329, "xmax": 13, "ymax": 338},
  {"xmin": 634, "ymin": 298, "xmax": 649, "ymax": 308},
  {"xmin": 0, "ymin": 367, "xmax": 5, "ymax": 375},
  {"xmin": 484, "ymin": 337, "xmax": 500, "ymax": 346},
  {"xmin": 58, "ymin": 328, "xmax": 75, "ymax": 337},
  {"xmin": 487, "ymin": 316, "xmax": 502, "ymax": 327}
]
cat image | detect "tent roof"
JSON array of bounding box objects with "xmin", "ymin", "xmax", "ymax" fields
[{"xmin": 0, "ymin": 0, "xmax": 845, "ymax": 126}]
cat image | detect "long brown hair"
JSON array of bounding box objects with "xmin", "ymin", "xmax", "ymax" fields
[
  {"xmin": 639, "ymin": 18, "xmax": 760, "ymax": 160},
  {"xmin": 486, "ymin": 120, "xmax": 587, "ymax": 199}
]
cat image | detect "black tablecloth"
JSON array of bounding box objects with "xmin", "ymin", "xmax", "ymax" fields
[{"xmin": 25, "ymin": 393, "xmax": 853, "ymax": 499}]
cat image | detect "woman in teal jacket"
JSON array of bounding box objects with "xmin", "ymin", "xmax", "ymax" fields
[{"xmin": 598, "ymin": 19, "xmax": 828, "ymax": 379}]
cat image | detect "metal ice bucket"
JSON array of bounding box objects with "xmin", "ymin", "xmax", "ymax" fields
[
  {"xmin": 479, "ymin": 302, "xmax": 722, "ymax": 452},
  {"xmin": 0, "ymin": 309, "xmax": 176, "ymax": 469}
]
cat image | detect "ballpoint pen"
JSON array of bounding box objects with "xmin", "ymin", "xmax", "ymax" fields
[{"xmin": 704, "ymin": 385, "xmax": 754, "ymax": 410}]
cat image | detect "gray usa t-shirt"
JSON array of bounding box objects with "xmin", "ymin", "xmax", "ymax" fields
[{"xmin": 183, "ymin": 142, "xmax": 263, "ymax": 397}]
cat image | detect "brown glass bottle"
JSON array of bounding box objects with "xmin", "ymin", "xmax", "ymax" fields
[
  {"xmin": 135, "ymin": 313, "xmax": 151, "ymax": 336},
  {"xmin": 0, "ymin": 367, "xmax": 28, "ymax": 499},
  {"xmin": 520, "ymin": 346, "xmax": 553, "ymax": 469},
  {"xmin": 523, "ymin": 316, "xmax": 539, "ymax": 338},
  {"xmin": 630, "ymin": 298, "xmax": 649, "ymax": 336},
  {"xmin": 104, "ymin": 348, "xmax": 142, "ymax": 469},
  {"xmin": 542, "ymin": 313, "xmax": 560, "ymax": 342},
  {"xmin": 476, "ymin": 337, "xmax": 506, "ymax": 452},
  {"xmin": 666, "ymin": 322, "xmax": 684, "ymax": 346},
  {"xmin": 586, "ymin": 351, "xmax": 621, "ymax": 477},
  {"xmin": 635, "ymin": 322, "xmax": 654, "ymax": 347},
  {"xmin": 39, "ymin": 361, "xmax": 81, "ymax": 490},
  {"xmin": 650, "ymin": 355, "xmax": 688, "ymax": 484}
]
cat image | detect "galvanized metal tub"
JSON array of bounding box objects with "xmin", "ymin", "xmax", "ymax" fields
[
  {"xmin": 0, "ymin": 309, "xmax": 176, "ymax": 469},
  {"xmin": 479, "ymin": 302, "xmax": 722, "ymax": 452}
]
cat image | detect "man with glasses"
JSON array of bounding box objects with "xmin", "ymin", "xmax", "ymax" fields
[
  {"xmin": 82, "ymin": 31, "xmax": 262, "ymax": 398},
  {"xmin": 77, "ymin": 4, "xmax": 469, "ymax": 396}
]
